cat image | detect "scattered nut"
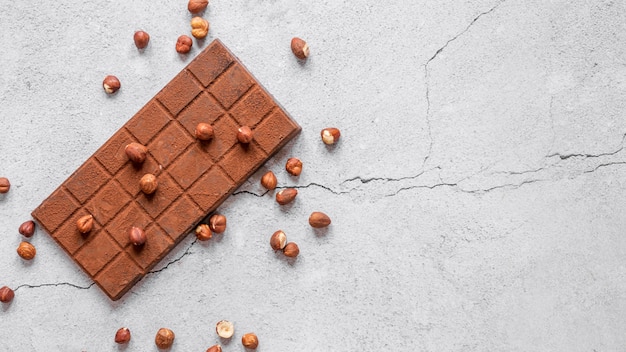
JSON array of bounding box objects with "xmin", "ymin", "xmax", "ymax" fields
[
  {"xmin": 17, "ymin": 241, "xmax": 36, "ymax": 260},
  {"xmin": 134, "ymin": 30, "xmax": 150, "ymax": 49},
  {"xmin": 0, "ymin": 177, "xmax": 10, "ymax": 193},
  {"xmin": 206, "ymin": 345, "xmax": 222, "ymax": 352},
  {"xmin": 140, "ymin": 173, "xmax": 158, "ymax": 194},
  {"xmin": 215, "ymin": 320, "xmax": 234, "ymax": 339},
  {"xmin": 276, "ymin": 188, "xmax": 297, "ymax": 205},
  {"xmin": 115, "ymin": 327, "xmax": 131, "ymax": 344},
  {"xmin": 283, "ymin": 242, "xmax": 299, "ymax": 258},
  {"xmin": 19, "ymin": 220, "xmax": 35, "ymax": 238},
  {"xmin": 290, "ymin": 37, "xmax": 309, "ymax": 60},
  {"xmin": 270, "ymin": 230, "xmax": 287, "ymax": 250},
  {"xmin": 176, "ymin": 35, "xmax": 193, "ymax": 54},
  {"xmin": 103, "ymin": 75, "xmax": 121, "ymax": 94},
  {"xmin": 129, "ymin": 227, "xmax": 147, "ymax": 246},
  {"xmin": 321, "ymin": 127, "xmax": 341, "ymax": 145},
  {"xmin": 241, "ymin": 333, "xmax": 259, "ymax": 349},
  {"xmin": 237, "ymin": 126, "xmax": 253, "ymax": 144},
  {"xmin": 209, "ymin": 214, "xmax": 227, "ymax": 234},
  {"xmin": 155, "ymin": 328, "xmax": 175, "ymax": 349},
  {"xmin": 125, "ymin": 142, "xmax": 147, "ymax": 164},
  {"xmin": 260, "ymin": 171, "xmax": 277, "ymax": 190},
  {"xmin": 285, "ymin": 157, "xmax": 303, "ymax": 176},
  {"xmin": 195, "ymin": 224, "xmax": 212, "ymax": 241},
  {"xmin": 195, "ymin": 123, "xmax": 214, "ymax": 141},
  {"xmin": 191, "ymin": 17, "xmax": 210, "ymax": 39},
  {"xmin": 188, "ymin": 0, "xmax": 209, "ymax": 13},
  {"xmin": 308, "ymin": 212, "xmax": 331, "ymax": 228},
  {"xmin": 76, "ymin": 214, "xmax": 94, "ymax": 234},
  {"xmin": 0, "ymin": 286, "xmax": 15, "ymax": 303}
]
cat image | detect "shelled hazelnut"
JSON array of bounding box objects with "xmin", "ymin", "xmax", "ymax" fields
[
  {"xmin": 276, "ymin": 188, "xmax": 297, "ymax": 205},
  {"xmin": 209, "ymin": 214, "xmax": 227, "ymax": 234},
  {"xmin": 176, "ymin": 35, "xmax": 193, "ymax": 54},
  {"xmin": 129, "ymin": 227, "xmax": 147, "ymax": 246},
  {"xmin": 115, "ymin": 327, "xmax": 131, "ymax": 344},
  {"xmin": 241, "ymin": 333, "xmax": 259, "ymax": 349},
  {"xmin": 195, "ymin": 123, "xmax": 214, "ymax": 141},
  {"xmin": 0, "ymin": 286, "xmax": 15, "ymax": 303},
  {"xmin": 103, "ymin": 75, "xmax": 121, "ymax": 94},
  {"xmin": 195, "ymin": 224, "xmax": 212, "ymax": 241},
  {"xmin": 0, "ymin": 177, "xmax": 10, "ymax": 193},
  {"xmin": 270, "ymin": 230, "xmax": 287, "ymax": 250},
  {"xmin": 206, "ymin": 345, "xmax": 222, "ymax": 352},
  {"xmin": 188, "ymin": 0, "xmax": 209, "ymax": 13},
  {"xmin": 283, "ymin": 242, "xmax": 299, "ymax": 258},
  {"xmin": 155, "ymin": 328, "xmax": 175, "ymax": 349},
  {"xmin": 140, "ymin": 173, "xmax": 158, "ymax": 194},
  {"xmin": 237, "ymin": 126, "xmax": 253, "ymax": 144},
  {"xmin": 19, "ymin": 220, "xmax": 35, "ymax": 238},
  {"xmin": 260, "ymin": 171, "xmax": 277, "ymax": 190},
  {"xmin": 321, "ymin": 127, "xmax": 341, "ymax": 145},
  {"xmin": 134, "ymin": 30, "xmax": 150, "ymax": 49},
  {"xmin": 308, "ymin": 212, "xmax": 331, "ymax": 228},
  {"xmin": 290, "ymin": 37, "xmax": 309, "ymax": 60},
  {"xmin": 76, "ymin": 214, "xmax": 94, "ymax": 234},
  {"xmin": 191, "ymin": 17, "xmax": 209, "ymax": 39},
  {"xmin": 215, "ymin": 320, "xmax": 234, "ymax": 338},
  {"xmin": 285, "ymin": 157, "xmax": 302, "ymax": 176},
  {"xmin": 17, "ymin": 241, "xmax": 36, "ymax": 260}
]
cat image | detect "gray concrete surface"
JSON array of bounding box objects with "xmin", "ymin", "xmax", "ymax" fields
[{"xmin": 1, "ymin": 0, "xmax": 626, "ymax": 350}]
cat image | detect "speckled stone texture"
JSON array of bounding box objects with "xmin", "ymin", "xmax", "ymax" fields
[{"xmin": 2, "ymin": 0, "xmax": 626, "ymax": 351}]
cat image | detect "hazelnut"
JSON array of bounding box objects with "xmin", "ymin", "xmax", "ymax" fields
[
  {"xmin": 134, "ymin": 30, "xmax": 150, "ymax": 49},
  {"xmin": 215, "ymin": 320, "xmax": 234, "ymax": 339},
  {"xmin": 283, "ymin": 242, "xmax": 299, "ymax": 258},
  {"xmin": 129, "ymin": 227, "xmax": 147, "ymax": 246},
  {"xmin": 241, "ymin": 333, "xmax": 259, "ymax": 349},
  {"xmin": 195, "ymin": 123, "xmax": 214, "ymax": 141},
  {"xmin": 270, "ymin": 230, "xmax": 287, "ymax": 250},
  {"xmin": 206, "ymin": 345, "xmax": 222, "ymax": 352},
  {"xmin": 103, "ymin": 75, "xmax": 121, "ymax": 94},
  {"xmin": 209, "ymin": 214, "xmax": 227, "ymax": 234},
  {"xmin": 0, "ymin": 286, "xmax": 15, "ymax": 303},
  {"xmin": 125, "ymin": 142, "xmax": 147, "ymax": 164},
  {"xmin": 176, "ymin": 35, "xmax": 193, "ymax": 54},
  {"xmin": 19, "ymin": 220, "xmax": 35, "ymax": 238},
  {"xmin": 285, "ymin": 157, "xmax": 303, "ymax": 176},
  {"xmin": 260, "ymin": 171, "xmax": 277, "ymax": 190},
  {"xmin": 76, "ymin": 214, "xmax": 94, "ymax": 234},
  {"xmin": 155, "ymin": 328, "xmax": 175, "ymax": 349},
  {"xmin": 0, "ymin": 177, "xmax": 10, "ymax": 193},
  {"xmin": 308, "ymin": 212, "xmax": 331, "ymax": 228},
  {"xmin": 290, "ymin": 37, "xmax": 310, "ymax": 60},
  {"xmin": 276, "ymin": 188, "xmax": 297, "ymax": 205},
  {"xmin": 237, "ymin": 126, "xmax": 253, "ymax": 144},
  {"xmin": 115, "ymin": 327, "xmax": 131, "ymax": 344},
  {"xmin": 188, "ymin": 0, "xmax": 209, "ymax": 13},
  {"xmin": 140, "ymin": 173, "xmax": 158, "ymax": 194},
  {"xmin": 17, "ymin": 241, "xmax": 36, "ymax": 260},
  {"xmin": 195, "ymin": 224, "xmax": 212, "ymax": 241},
  {"xmin": 191, "ymin": 17, "xmax": 210, "ymax": 39},
  {"xmin": 321, "ymin": 127, "xmax": 341, "ymax": 145}
]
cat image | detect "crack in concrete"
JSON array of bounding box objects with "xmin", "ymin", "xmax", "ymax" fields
[
  {"xmin": 546, "ymin": 133, "xmax": 626, "ymax": 160},
  {"xmin": 148, "ymin": 238, "xmax": 198, "ymax": 275},
  {"xmin": 15, "ymin": 282, "xmax": 95, "ymax": 291},
  {"xmin": 583, "ymin": 161, "xmax": 626, "ymax": 174}
]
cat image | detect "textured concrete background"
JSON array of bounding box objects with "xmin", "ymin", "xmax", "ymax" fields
[{"xmin": 1, "ymin": 0, "xmax": 626, "ymax": 350}]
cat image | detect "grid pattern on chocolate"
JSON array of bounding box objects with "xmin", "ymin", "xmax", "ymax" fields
[{"xmin": 31, "ymin": 39, "xmax": 301, "ymax": 301}]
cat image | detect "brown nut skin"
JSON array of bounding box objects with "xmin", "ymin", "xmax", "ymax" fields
[
  {"xmin": 241, "ymin": 333, "xmax": 259, "ymax": 349},
  {"xmin": 134, "ymin": 30, "xmax": 150, "ymax": 49},
  {"xmin": 195, "ymin": 123, "xmax": 214, "ymax": 141},
  {"xmin": 195, "ymin": 224, "xmax": 212, "ymax": 241},
  {"xmin": 321, "ymin": 127, "xmax": 341, "ymax": 145},
  {"xmin": 76, "ymin": 214, "xmax": 94, "ymax": 234},
  {"xmin": 191, "ymin": 17, "xmax": 210, "ymax": 39},
  {"xmin": 155, "ymin": 328, "xmax": 175, "ymax": 349},
  {"xmin": 276, "ymin": 188, "xmax": 297, "ymax": 205},
  {"xmin": 237, "ymin": 126, "xmax": 253, "ymax": 144},
  {"xmin": 209, "ymin": 214, "xmax": 227, "ymax": 234},
  {"xmin": 291, "ymin": 37, "xmax": 310, "ymax": 60},
  {"xmin": 176, "ymin": 35, "xmax": 193, "ymax": 54},
  {"xmin": 215, "ymin": 320, "xmax": 234, "ymax": 338},
  {"xmin": 0, "ymin": 177, "xmax": 10, "ymax": 193},
  {"xmin": 285, "ymin": 157, "xmax": 303, "ymax": 176},
  {"xmin": 283, "ymin": 242, "xmax": 300, "ymax": 258},
  {"xmin": 17, "ymin": 241, "xmax": 36, "ymax": 260},
  {"xmin": 129, "ymin": 227, "xmax": 147, "ymax": 246},
  {"xmin": 103, "ymin": 75, "xmax": 121, "ymax": 94},
  {"xmin": 140, "ymin": 173, "xmax": 158, "ymax": 194},
  {"xmin": 115, "ymin": 327, "xmax": 131, "ymax": 344},
  {"xmin": 188, "ymin": 0, "xmax": 209, "ymax": 13},
  {"xmin": 260, "ymin": 171, "xmax": 277, "ymax": 190},
  {"xmin": 0, "ymin": 286, "xmax": 15, "ymax": 303},
  {"xmin": 270, "ymin": 230, "xmax": 287, "ymax": 250},
  {"xmin": 19, "ymin": 220, "xmax": 36, "ymax": 238},
  {"xmin": 125, "ymin": 142, "xmax": 147, "ymax": 164},
  {"xmin": 308, "ymin": 212, "xmax": 331, "ymax": 228},
  {"xmin": 206, "ymin": 345, "xmax": 222, "ymax": 352}
]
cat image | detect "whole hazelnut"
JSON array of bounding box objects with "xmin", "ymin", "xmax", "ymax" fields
[
  {"xmin": 285, "ymin": 157, "xmax": 303, "ymax": 176},
  {"xmin": 134, "ymin": 30, "xmax": 150, "ymax": 49},
  {"xmin": 19, "ymin": 220, "xmax": 36, "ymax": 238},
  {"xmin": 0, "ymin": 286, "xmax": 15, "ymax": 303},
  {"xmin": 275, "ymin": 188, "xmax": 297, "ymax": 205},
  {"xmin": 195, "ymin": 224, "xmax": 212, "ymax": 241},
  {"xmin": 129, "ymin": 227, "xmax": 147, "ymax": 246},
  {"xmin": 76, "ymin": 214, "xmax": 94, "ymax": 234},
  {"xmin": 308, "ymin": 212, "xmax": 331, "ymax": 228},
  {"xmin": 17, "ymin": 241, "xmax": 36, "ymax": 260},
  {"xmin": 125, "ymin": 142, "xmax": 147, "ymax": 164},
  {"xmin": 191, "ymin": 17, "xmax": 210, "ymax": 39},
  {"xmin": 209, "ymin": 214, "xmax": 227, "ymax": 234},
  {"xmin": 260, "ymin": 171, "xmax": 277, "ymax": 190},
  {"xmin": 140, "ymin": 173, "xmax": 158, "ymax": 194},
  {"xmin": 237, "ymin": 126, "xmax": 253, "ymax": 144},
  {"xmin": 321, "ymin": 127, "xmax": 341, "ymax": 145},
  {"xmin": 241, "ymin": 333, "xmax": 259, "ymax": 349},
  {"xmin": 206, "ymin": 345, "xmax": 222, "ymax": 352},
  {"xmin": 155, "ymin": 328, "xmax": 175, "ymax": 349},
  {"xmin": 270, "ymin": 230, "xmax": 287, "ymax": 250},
  {"xmin": 188, "ymin": 0, "xmax": 209, "ymax": 13},
  {"xmin": 283, "ymin": 242, "xmax": 299, "ymax": 258},
  {"xmin": 115, "ymin": 327, "xmax": 131, "ymax": 344},
  {"xmin": 176, "ymin": 35, "xmax": 193, "ymax": 54},
  {"xmin": 103, "ymin": 75, "xmax": 121, "ymax": 94},
  {"xmin": 195, "ymin": 122, "xmax": 214, "ymax": 141},
  {"xmin": 0, "ymin": 177, "xmax": 10, "ymax": 193},
  {"xmin": 291, "ymin": 37, "xmax": 310, "ymax": 60},
  {"xmin": 215, "ymin": 320, "xmax": 234, "ymax": 339}
]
